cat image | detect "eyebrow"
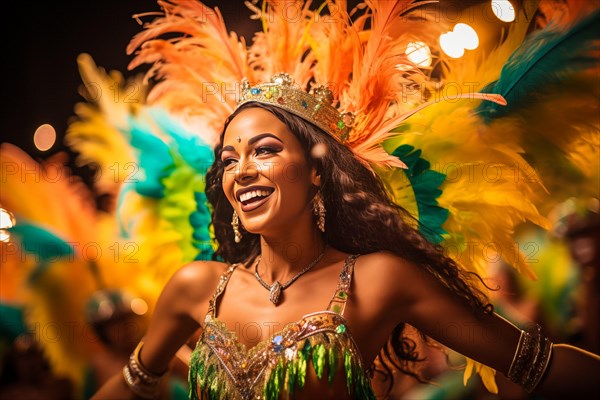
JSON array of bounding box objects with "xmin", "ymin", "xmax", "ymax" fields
[{"xmin": 221, "ymin": 133, "xmax": 283, "ymax": 153}]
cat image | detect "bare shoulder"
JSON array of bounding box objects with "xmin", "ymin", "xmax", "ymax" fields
[
  {"xmin": 353, "ymin": 251, "xmax": 424, "ymax": 310},
  {"xmin": 356, "ymin": 250, "xmax": 419, "ymax": 279},
  {"xmin": 354, "ymin": 251, "xmax": 410, "ymax": 294},
  {"xmin": 169, "ymin": 260, "xmax": 228, "ymax": 285},
  {"xmin": 161, "ymin": 260, "xmax": 229, "ymax": 306}
]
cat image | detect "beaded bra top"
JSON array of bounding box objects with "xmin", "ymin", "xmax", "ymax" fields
[{"xmin": 189, "ymin": 254, "xmax": 376, "ymax": 400}]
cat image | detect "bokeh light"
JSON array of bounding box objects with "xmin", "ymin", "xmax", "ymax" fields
[
  {"xmin": 33, "ymin": 123, "xmax": 57, "ymax": 151},
  {"xmin": 131, "ymin": 297, "xmax": 149, "ymax": 315},
  {"xmin": 0, "ymin": 207, "xmax": 16, "ymax": 243},
  {"xmin": 491, "ymin": 0, "xmax": 516, "ymax": 23},
  {"xmin": 454, "ymin": 23, "xmax": 479, "ymax": 50},
  {"xmin": 440, "ymin": 32, "xmax": 465, "ymax": 58}
]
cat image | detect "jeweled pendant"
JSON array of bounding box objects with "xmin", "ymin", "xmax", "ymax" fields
[{"xmin": 269, "ymin": 281, "xmax": 282, "ymax": 304}]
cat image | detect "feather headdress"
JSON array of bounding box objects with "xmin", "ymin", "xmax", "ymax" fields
[
  {"xmin": 128, "ymin": 0, "xmax": 498, "ymax": 167},
  {"xmin": 3, "ymin": 0, "xmax": 599, "ymax": 397}
]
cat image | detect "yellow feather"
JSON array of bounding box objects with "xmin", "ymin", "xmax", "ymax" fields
[
  {"xmin": 65, "ymin": 54, "xmax": 141, "ymax": 195},
  {"xmin": 0, "ymin": 144, "xmax": 98, "ymax": 244}
]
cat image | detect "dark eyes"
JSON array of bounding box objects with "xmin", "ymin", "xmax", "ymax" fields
[
  {"xmin": 222, "ymin": 146, "xmax": 280, "ymax": 166},
  {"xmin": 255, "ymin": 146, "xmax": 278, "ymax": 155}
]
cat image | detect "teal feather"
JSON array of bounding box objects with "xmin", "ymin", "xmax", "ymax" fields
[
  {"xmin": 477, "ymin": 8, "xmax": 600, "ymax": 122},
  {"xmin": 149, "ymin": 108, "xmax": 214, "ymax": 175},
  {"xmin": 0, "ymin": 303, "xmax": 27, "ymax": 341},
  {"xmin": 389, "ymin": 144, "xmax": 448, "ymax": 244},
  {"xmin": 191, "ymin": 192, "xmax": 213, "ymax": 260},
  {"xmin": 148, "ymin": 109, "xmax": 214, "ymax": 260},
  {"xmin": 8, "ymin": 223, "xmax": 74, "ymax": 282},
  {"xmin": 119, "ymin": 108, "xmax": 215, "ymax": 261},
  {"xmin": 127, "ymin": 115, "xmax": 174, "ymax": 198},
  {"xmin": 114, "ymin": 183, "xmax": 135, "ymax": 239}
]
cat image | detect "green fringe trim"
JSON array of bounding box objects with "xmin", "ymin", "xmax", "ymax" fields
[
  {"xmin": 262, "ymin": 334, "xmax": 375, "ymax": 400},
  {"xmin": 190, "ymin": 322, "xmax": 376, "ymax": 399}
]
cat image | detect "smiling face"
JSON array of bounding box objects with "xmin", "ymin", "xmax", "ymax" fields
[{"xmin": 220, "ymin": 107, "xmax": 320, "ymax": 236}]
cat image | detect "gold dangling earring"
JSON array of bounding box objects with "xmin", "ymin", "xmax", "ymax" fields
[
  {"xmin": 232, "ymin": 210, "xmax": 242, "ymax": 243},
  {"xmin": 312, "ymin": 191, "xmax": 326, "ymax": 233}
]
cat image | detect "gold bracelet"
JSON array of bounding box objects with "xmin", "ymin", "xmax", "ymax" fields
[
  {"xmin": 132, "ymin": 342, "xmax": 165, "ymax": 381},
  {"xmin": 123, "ymin": 364, "xmax": 159, "ymax": 399},
  {"xmin": 122, "ymin": 341, "xmax": 165, "ymax": 399}
]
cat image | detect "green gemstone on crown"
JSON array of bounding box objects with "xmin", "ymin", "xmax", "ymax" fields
[
  {"xmin": 337, "ymin": 291, "xmax": 347, "ymax": 299},
  {"xmin": 337, "ymin": 120, "xmax": 345, "ymax": 129},
  {"xmin": 335, "ymin": 324, "xmax": 346, "ymax": 333}
]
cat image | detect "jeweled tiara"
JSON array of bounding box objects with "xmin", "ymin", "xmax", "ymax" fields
[{"xmin": 237, "ymin": 73, "xmax": 355, "ymax": 142}]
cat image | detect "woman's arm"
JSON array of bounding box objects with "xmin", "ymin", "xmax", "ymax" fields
[
  {"xmin": 91, "ymin": 261, "xmax": 220, "ymax": 399},
  {"xmin": 370, "ymin": 252, "xmax": 600, "ymax": 397}
]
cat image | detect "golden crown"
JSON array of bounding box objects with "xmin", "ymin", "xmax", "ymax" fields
[{"xmin": 237, "ymin": 73, "xmax": 354, "ymax": 142}]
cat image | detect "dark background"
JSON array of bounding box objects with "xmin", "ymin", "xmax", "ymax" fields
[{"xmin": 2, "ymin": 1, "xmax": 261, "ymax": 160}]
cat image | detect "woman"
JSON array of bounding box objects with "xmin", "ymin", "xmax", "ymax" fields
[{"xmin": 92, "ymin": 74, "xmax": 600, "ymax": 398}]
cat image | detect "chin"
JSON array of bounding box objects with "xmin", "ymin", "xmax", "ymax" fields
[{"xmin": 239, "ymin": 215, "xmax": 273, "ymax": 235}]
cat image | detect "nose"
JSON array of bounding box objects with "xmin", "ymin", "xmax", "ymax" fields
[{"xmin": 234, "ymin": 158, "xmax": 259, "ymax": 183}]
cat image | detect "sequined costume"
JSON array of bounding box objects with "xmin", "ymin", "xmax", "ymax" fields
[{"xmin": 189, "ymin": 254, "xmax": 376, "ymax": 400}]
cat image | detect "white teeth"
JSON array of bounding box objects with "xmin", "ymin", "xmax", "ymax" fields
[{"xmin": 239, "ymin": 189, "xmax": 271, "ymax": 202}]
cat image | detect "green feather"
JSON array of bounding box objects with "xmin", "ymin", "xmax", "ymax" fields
[
  {"xmin": 477, "ymin": 8, "xmax": 600, "ymax": 121},
  {"xmin": 274, "ymin": 359, "xmax": 284, "ymax": 399},
  {"xmin": 0, "ymin": 303, "xmax": 27, "ymax": 342},
  {"xmin": 312, "ymin": 344, "xmax": 326, "ymax": 379},
  {"xmin": 296, "ymin": 341, "xmax": 309, "ymax": 388},
  {"xmin": 209, "ymin": 373, "xmax": 218, "ymax": 399},
  {"xmin": 8, "ymin": 223, "xmax": 74, "ymax": 283},
  {"xmin": 344, "ymin": 349, "xmax": 353, "ymax": 395},
  {"xmin": 378, "ymin": 143, "xmax": 448, "ymax": 244},
  {"xmin": 327, "ymin": 346, "xmax": 338, "ymax": 384},
  {"xmin": 128, "ymin": 117, "xmax": 173, "ymax": 198},
  {"xmin": 393, "ymin": 144, "xmax": 448, "ymax": 243},
  {"xmin": 121, "ymin": 108, "xmax": 215, "ymax": 262},
  {"xmin": 203, "ymin": 364, "xmax": 214, "ymax": 389},
  {"xmin": 287, "ymin": 357, "xmax": 297, "ymax": 393}
]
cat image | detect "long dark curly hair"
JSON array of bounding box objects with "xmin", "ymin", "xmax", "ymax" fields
[{"xmin": 205, "ymin": 102, "xmax": 492, "ymax": 394}]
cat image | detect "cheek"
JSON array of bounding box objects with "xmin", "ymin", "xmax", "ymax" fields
[
  {"xmin": 221, "ymin": 170, "xmax": 236, "ymax": 202},
  {"xmin": 277, "ymin": 162, "xmax": 306, "ymax": 184},
  {"xmin": 273, "ymin": 161, "xmax": 312, "ymax": 198}
]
